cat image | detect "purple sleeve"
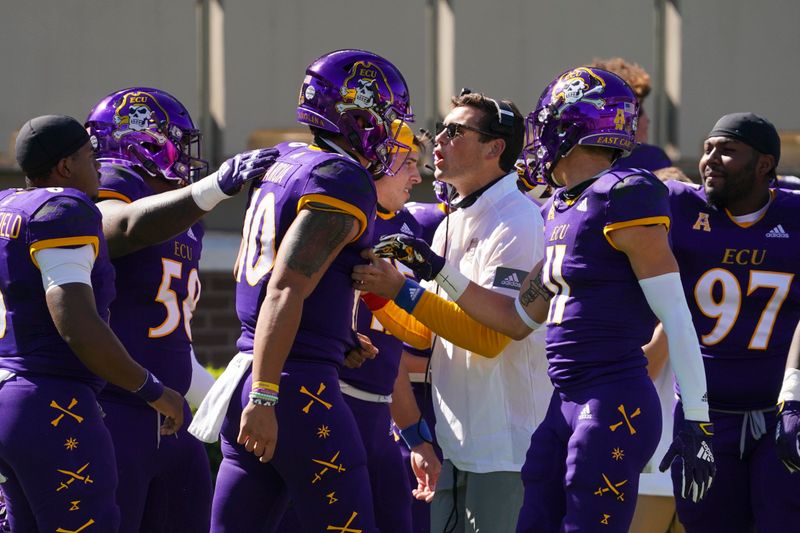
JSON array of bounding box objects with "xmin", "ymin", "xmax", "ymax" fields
[
  {"xmin": 605, "ymin": 173, "xmax": 670, "ymax": 227},
  {"xmin": 98, "ymin": 164, "xmax": 150, "ymax": 203},
  {"xmin": 29, "ymin": 195, "xmax": 101, "ymax": 244}
]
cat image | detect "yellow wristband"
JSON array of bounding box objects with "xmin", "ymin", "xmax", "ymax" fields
[{"xmin": 252, "ymin": 380, "xmax": 280, "ymax": 392}]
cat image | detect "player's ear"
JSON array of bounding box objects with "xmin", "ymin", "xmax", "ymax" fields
[
  {"xmin": 54, "ymin": 156, "xmax": 71, "ymax": 178},
  {"xmin": 756, "ymin": 153, "xmax": 776, "ymax": 179}
]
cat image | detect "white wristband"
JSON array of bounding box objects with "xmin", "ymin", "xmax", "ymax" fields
[
  {"xmin": 191, "ymin": 173, "xmax": 229, "ymax": 211},
  {"xmin": 434, "ymin": 262, "xmax": 471, "ymax": 301},
  {"xmin": 779, "ymin": 368, "xmax": 800, "ymax": 403},
  {"xmin": 515, "ymin": 297, "xmax": 542, "ymax": 331}
]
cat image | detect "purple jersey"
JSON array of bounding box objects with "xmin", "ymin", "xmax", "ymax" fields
[
  {"xmin": 234, "ymin": 142, "xmax": 377, "ymax": 365},
  {"xmin": 97, "ymin": 165, "xmax": 203, "ymax": 400},
  {"xmin": 541, "ymin": 170, "xmax": 670, "ymax": 390},
  {"xmin": 0, "ymin": 187, "xmax": 114, "ymax": 390},
  {"xmin": 667, "ymin": 182, "xmax": 800, "ymax": 410},
  {"xmin": 404, "ymin": 201, "xmax": 446, "ymax": 244},
  {"xmin": 340, "ymin": 209, "xmax": 422, "ymax": 395}
]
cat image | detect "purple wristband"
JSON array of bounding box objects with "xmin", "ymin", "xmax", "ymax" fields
[{"xmin": 134, "ymin": 371, "xmax": 164, "ymax": 403}]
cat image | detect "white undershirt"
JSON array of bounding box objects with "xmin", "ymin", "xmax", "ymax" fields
[
  {"xmin": 730, "ymin": 197, "xmax": 771, "ymax": 224},
  {"xmin": 34, "ymin": 244, "xmax": 95, "ymax": 292}
]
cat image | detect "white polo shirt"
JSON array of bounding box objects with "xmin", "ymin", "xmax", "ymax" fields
[{"xmin": 426, "ymin": 172, "xmax": 552, "ymax": 473}]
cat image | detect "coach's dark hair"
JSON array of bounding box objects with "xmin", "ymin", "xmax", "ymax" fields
[{"xmin": 451, "ymin": 92, "xmax": 524, "ymax": 173}]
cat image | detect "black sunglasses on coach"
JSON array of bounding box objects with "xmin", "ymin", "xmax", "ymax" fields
[{"xmin": 435, "ymin": 121, "xmax": 498, "ymax": 140}]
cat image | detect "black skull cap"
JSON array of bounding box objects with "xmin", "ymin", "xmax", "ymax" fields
[{"xmin": 15, "ymin": 114, "xmax": 90, "ymax": 175}]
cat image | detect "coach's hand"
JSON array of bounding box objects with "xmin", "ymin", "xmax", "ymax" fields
[
  {"xmin": 659, "ymin": 419, "xmax": 715, "ymax": 502},
  {"xmin": 215, "ymin": 148, "xmax": 279, "ymax": 195},
  {"xmin": 372, "ymin": 233, "xmax": 445, "ymax": 281},
  {"xmin": 776, "ymin": 400, "xmax": 800, "ymax": 472},
  {"xmin": 239, "ymin": 402, "xmax": 278, "ymax": 463},
  {"xmin": 353, "ymin": 250, "xmax": 407, "ymax": 299}
]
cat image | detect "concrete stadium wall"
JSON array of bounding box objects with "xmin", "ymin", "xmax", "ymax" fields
[{"xmin": 2, "ymin": 1, "xmax": 799, "ymax": 179}]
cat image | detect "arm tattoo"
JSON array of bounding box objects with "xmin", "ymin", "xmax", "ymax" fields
[
  {"xmin": 283, "ymin": 209, "xmax": 355, "ymax": 277},
  {"xmin": 519, "ymin": 270, "xmax": 553, "ymax": 307}
]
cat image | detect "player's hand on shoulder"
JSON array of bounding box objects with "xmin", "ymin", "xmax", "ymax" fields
[
  {"xmin": 215, "ymin": 148, "xmax": 279, "ymax": 196},
  {"xmin": 776, "ymin": 400, "xmax": 800, "ymax": 473},
  {"xmin": 148, "ymin": 386, "xmax": 186, "ymax": 435},
  {"xmin": 239, "ymin": 401, "xmax": 278, "ymax": 463},
  {"xmin": 658, "ymin": 419, "xmax": 715, "ymax": 501}
]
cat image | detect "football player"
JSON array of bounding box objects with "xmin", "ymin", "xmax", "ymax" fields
[
  {"xmin": 337, "ymin": 121, "xmax": 441, "ymax": 533},
  {"xmin": 274, "ymin": 122, "xmax": 438, "ymax": 533},
  {"xmin": 354, "ymin": 67, "xmax": 713, "ymax": 532},
  {"xmin": 189, "ymin": 49, "xmax": 413, "ymax": 532},
  {"xmin": 660, "ymin": 112, "xmax": 800, "ymax": 532},
  {"xmin": 0, "ymin": 115, "xmax": 184, "ymax": 531},
  {"xmin": 85, "ymin": 87, "xmax": 276, "ymax": 532}
]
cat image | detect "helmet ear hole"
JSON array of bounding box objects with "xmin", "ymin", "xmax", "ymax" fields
[{"xmin": 348, "ymin": 132, "xmax": 362, "ymax": 154}]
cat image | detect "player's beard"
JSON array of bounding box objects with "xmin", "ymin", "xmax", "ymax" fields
[{"xmin": 705, "ymin": 154, "xmax": 758, "ymax": 210}]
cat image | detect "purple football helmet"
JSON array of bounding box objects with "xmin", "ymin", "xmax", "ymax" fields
[
  {"xmin": 297, "ymin": 49, "xmax": 413, "ymax": 176},
  {"xmin": 522, "ymin": 67, "xmax": 638, "ymax": 187},
  {"xmin": 86, "ymin": 87, "xmax": 207, "ymax": 184}
]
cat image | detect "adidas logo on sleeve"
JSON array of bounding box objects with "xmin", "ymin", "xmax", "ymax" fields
[
  {"xmin": 766, "ymin": 224, "xmax": 790, "ymax": 238},
  {"xmin": 492, "ymin": 267, "xmax": 529, "ymax": 291}
]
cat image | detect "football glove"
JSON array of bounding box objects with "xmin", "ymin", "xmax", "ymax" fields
[
  {"xmin": 372, "ymin": 233, "xmax": 445, "ymax": 281},
  {"xmin": 776, "ymin": 400, "xmax": 800, "ymax": 473},
  {"xmin": 659, "ymin": 419, "xmax": 715, "ymax": 502},
  {"xmin": 216, "ymin": 148, "xmax": 279, "ymax": 195}
]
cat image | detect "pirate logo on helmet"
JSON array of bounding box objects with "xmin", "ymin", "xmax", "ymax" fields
[
  {"xmin": 551, "ymin": 68, "xmax": 607, "ymax": 115},
  {"xmin": 111, "ymin": 90, "xmax": 168, "ymax": 144},
  {"xmin": 336, "ymin": 61, "xmax": 395, "ymax": 123}
]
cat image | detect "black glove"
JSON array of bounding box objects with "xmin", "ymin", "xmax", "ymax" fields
[
  {"xmin": 659, "ymin": 419, "xmax": 715, "ymax": 502},
  {"xmin": 372, "ymin": 233, "xmax": 445, "ymax": 281}
]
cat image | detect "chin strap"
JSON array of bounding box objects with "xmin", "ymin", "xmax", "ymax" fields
[{"xmin": 127, "ymin": 144, "xmax": 161, "ymax": 177}]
